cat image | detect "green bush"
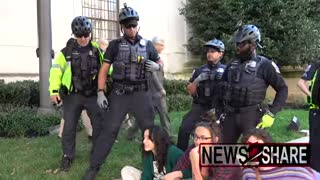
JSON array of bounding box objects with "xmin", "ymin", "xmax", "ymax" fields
[
  {"xmin": 167, "ymin": 94, "xmax": 192, "ymax": 112},
  {"xmin": 0, "ymin": 80, "xmax": 189, "ymax": 107},
  {"xmin": 0, "ymin": 104, "xmax": 60, "ymax": 137},
  {"xmin": 0, "ymin": 80, "xmax": 39, "ymax": 107},
  {"xmin": 180, "ymin": 0, "xmax": 320, "ymax": 66},
  {"xmin": 164, "ymin": 80, "xmax": 192, "ymax": 112},
  {"xmin": 164, "ymin": 79, "xmax": 189, "ymax": 95}
]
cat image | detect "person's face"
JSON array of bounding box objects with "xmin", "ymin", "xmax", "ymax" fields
[
  {"xmin": 246, "ymin": 136, "xmax": 267, "ymax": 169},
  {"xmin": 246, "ymin": 136, "xmax": 264, "ymax": 144},
  {"xmin": 122, "ymin": 24, "xmax": 138, "ymax": 39},
  {"xmin": 143, "ymin": 129, "xmax": 155, "ymax": 152},
  {"xmin": 99, "ymin": 43, "xmax": 108, "ymax": 53},
  {"xmin": 154, "ymin": 42, "xmax": 165, "ymax": 54},
  {"xmin": 207, "ymin": 47, "xmax": 223, "ymax": 64},
  {"xmin": 235, "ymin": 40, "xmax": 255, "ymax": 59},
  {"xmin": 193, "ymin": 126, "xmax": 215, "ymax": 147},
  {"xmin": 75, "ymin": 33, "xmax": 90, "ymax": 47}
]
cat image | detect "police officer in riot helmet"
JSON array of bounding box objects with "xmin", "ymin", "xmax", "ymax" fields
[
  {"xmin": 220, "ymin": 24, "xmax": 288, "ymax": 143},
  {"xmin": 83, "ymin": 4, "xmax": 162, "ymax": 179},
  {"xmin": 297, "ymin": 60, "xmax": 320, "ymax": 172},
  {"xmin": 177, "ymin": 38, "xmax": 226, "ymax": 151},
  {"xmin": 49, "ymin": 16, "xmax": 105, "ymax": 171}
]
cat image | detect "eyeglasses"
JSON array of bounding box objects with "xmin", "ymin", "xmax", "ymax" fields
[
  {"xmin": 124, "ymin": 24, "xmax": 137, "ymax": 29},
  {"xmin": 75, "ymin": 33, "xmax": 90, "ymax": 38},
  {"xmin": 192, "ymin": 134, "xmax": 212, "ymax": 141}
]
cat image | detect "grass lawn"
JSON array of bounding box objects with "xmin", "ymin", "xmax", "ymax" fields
[{"xmin": 0, "ymin": 109, "xmax": 309, "ymax": 180}]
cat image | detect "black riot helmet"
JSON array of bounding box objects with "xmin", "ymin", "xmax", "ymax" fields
[
  {"xmin": 71, "ymin": 16, "xmax": 92, "ymax": 36},
  {"xmin": 119, "ymin": 3, "xmax": 139, "ymax": 25}
]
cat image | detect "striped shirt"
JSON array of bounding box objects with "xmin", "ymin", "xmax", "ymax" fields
[{"xmin": 242, "ymin": 167, "xmax": 319, "ymax": 180}]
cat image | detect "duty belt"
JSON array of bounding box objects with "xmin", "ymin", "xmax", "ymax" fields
[
  {"xmin": 113, "ymin": 81, "xmax": 147, "ymax": 95},
  {"xmin": 225, "ymin": 104, "xmax": 263, "ymax": 114},
  {"xmin": 72, "ymin": 88, "xmax": 96, "ymax": 97}
]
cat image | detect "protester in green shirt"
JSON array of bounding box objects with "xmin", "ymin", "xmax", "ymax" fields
[{"xmin": 121, "ymin": 125, "xmax": 183, "ymax": 180}]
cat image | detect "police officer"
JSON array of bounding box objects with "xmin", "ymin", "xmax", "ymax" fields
[
  {"xmin": 297, "ymin": 62, "xmax": 320, "ymax": 172},
  {"xmin": 49, "ymin": 16, "xmax": 104, "ymax": 171},
  {"xmin": 126, "ymin": 36, "xmax": 172, "ymax": 140},
  {"xmin": 221, "ymin": 24, "xmax": 288, "ymax": 143},
  {"xmin": 177, "ymin": 39, "xmax": 226, "ymax": 151},
  {"xmin": 83, "ymin": 4, "xmax": 162, "ymax": 179}
]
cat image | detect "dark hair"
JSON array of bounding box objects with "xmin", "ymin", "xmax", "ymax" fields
[
  {"xmin": 200, "ymin": 109, "xmax": 219, "ymax": 123},
  {"xmin": 141, "ymin": 125, "xmax": 172, "ymax": 173},
  {"xmin": 241, "ymin": 128, "xmax": 273, "ymax": 143},
  {"xmin": 194, "ymin": 121, "xmax": 222, "ymax": 143}
]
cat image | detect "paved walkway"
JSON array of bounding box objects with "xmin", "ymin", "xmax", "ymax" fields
[
  {"xmin": 287, "ymin": 136, "xmax": 309, "ymax": 143},
  {"xmin": 287, "ymin": 129, "xmax": 309, "ymax": 143}
]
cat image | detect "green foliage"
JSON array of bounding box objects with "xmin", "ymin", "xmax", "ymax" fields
[
  {"xmin": 180, "ymin": 0, "xmax": 320, "ymax": 66},
  {"xmin": 0, "ymin": 109, "xmax": 309, "ymax": 179},
  {"xmin": 0, "ymin": 80, "xmax": 39, "ymax": 107},
  {"xmin": 164, "ymin": 79, "xmax": 192, "ymax": 112},
  {"xmin": 0, "ymin": 104, "xmax": 60, "ymax": 137},
  {"xmin": 164, "ymin": 79, "xmax": 189, "ymax": 95},
  {"xmin": 0, "ymin": 80, "xmax": 190, "ymax": 110},
  {"xmin": 167, "ymin": 94, "xmax": 192, "ymax": 112}
]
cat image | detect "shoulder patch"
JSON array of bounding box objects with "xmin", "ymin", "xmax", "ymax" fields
[
  {"xmin": 191, "ymin": 69, "xmax": 196, "ymax": 76},
  {"xmin": 217, "ymin": 67, "xmax": 225, "ymax": 73},
  {"xmin": 271, "ymin": 61, "xmax": 280, "ymax": 73},
  {"xmin": 304, "ymin": 65, "xmax": 311, "ymax": 72},
  {"xmin": 140, "ymin": 39, "xmax": 147, "ymax": 46}
]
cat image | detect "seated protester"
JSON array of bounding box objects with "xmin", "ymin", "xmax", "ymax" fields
[
  {"xmin": 241, "ymin": 128, "xmax": 320, "ymax": 180},
  {"xmin": 164, "ymin": 120, "xmax": 241, "ymax": 180},
  {"xmin": 121, "ymin": 125, "xmax": 183, "ymax": 180}
]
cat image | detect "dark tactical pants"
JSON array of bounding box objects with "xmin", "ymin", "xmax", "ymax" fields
[
  {"xmin": 62, "ymin": 93, "xmax": 104, "ymax": 159},
  {"xmin": 221, "ymin": 105, "xmax": 264, "ymax": 143},
  {"xmin": 89, "ymin": 88, "xmax": 155, "ymax": 169},
  {"xmin": 177, "ymin": 103, "xmax": 211, "ymax": 151},
  {"xmin": 127, "ymin": 93, "xmax": 172, "ymax": 138},
  {"xmin": 309, "ymin": 109, "xmax": 320, "ymax": 172}
]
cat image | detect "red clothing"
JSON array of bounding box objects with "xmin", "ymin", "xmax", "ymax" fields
[{"xmin": 173, "ymin": 144, "xmax": 241, "ymax": 179}]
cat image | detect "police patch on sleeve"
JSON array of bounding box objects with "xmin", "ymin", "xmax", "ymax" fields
[
  {"xmin": 271, "ymin": 61, "xmax": 280, "ymax": 73},
  {"xmin": 304, "ymin": 65, "xmax": 311, "ymax": 73},
  {"xmin": 191, "ymin": 69, "xmax": 196, "ymax": 76},
  {"xmin": 140, "ymin": 39, "xmax": 146, "ymax": 46}
]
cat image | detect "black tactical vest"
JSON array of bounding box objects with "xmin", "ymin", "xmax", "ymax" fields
[
  {"xmin": 224, "ymin": 55, "xmax": 269, "ymax": 107},
  {"xmin": 69, "ymin": 44, "xmax": 100, "ymax": 96},
  {"xmin": 194, "ymin": 63, "xmax": 225, "ymax": 106},
  {"xmin": 112, "ymin": 38, "xmax": 149, "ymax": 83}
]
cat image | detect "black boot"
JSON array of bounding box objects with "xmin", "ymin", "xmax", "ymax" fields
[
  {"xmin": 60, "ymin": 155, "xmax": 73, "ymax": 172},
  {"xmin": 83, "ymin": 168, "xmax": 99, "ymax": 180}
]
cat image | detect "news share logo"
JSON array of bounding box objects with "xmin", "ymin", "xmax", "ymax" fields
[{"xmin": 199, "ymin": 143, "xmax": 310, "ymax": 167}]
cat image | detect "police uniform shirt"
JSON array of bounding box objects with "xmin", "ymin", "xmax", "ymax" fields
[
  {"xmin": 189, "ymin": 63, "xmax": 224, "ymax": 83},
  {"xmin": 222, "ymin": 57, "xmax": 288, "ymax": 114},
  {"xmin": 301, "ymin": 63, "xmax": 320, "ymax": 81},
  {"xmin": 103, "ymin": 35, "xmax": 160, "ymax": 64}
]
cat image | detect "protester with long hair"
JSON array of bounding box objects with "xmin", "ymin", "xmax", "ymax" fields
[
  {"xmin": 241, "ymin": 128, "xmax": 320, "ymax": 180},
  {"xmin": 164, "ymin": 113, "xmax": 241, "ymax": 180},
  {"xmin": 121, "ymin": 125, "xmax": 183, "ymax": 180}
]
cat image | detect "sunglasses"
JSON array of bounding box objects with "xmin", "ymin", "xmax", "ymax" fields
[
  {"xmin": 236, "ymin": 40, "xmax": 252, "ymax": 48},
  {"xmin": 124, "ymin": 24, "xmax": 137, "ymax": 29},
  {"xmin": 75, "ymin": 33, "xmax": 90, "ymax": 38}
]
